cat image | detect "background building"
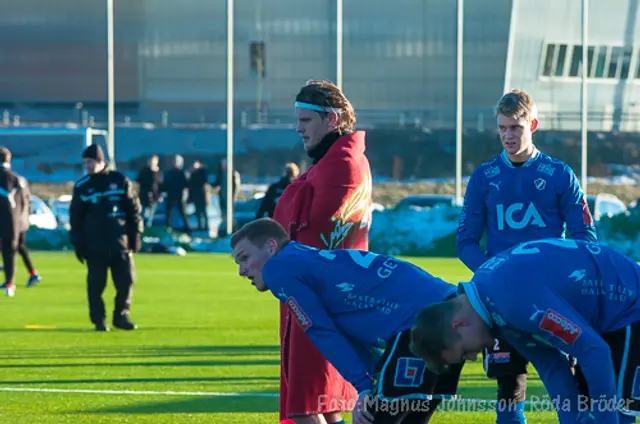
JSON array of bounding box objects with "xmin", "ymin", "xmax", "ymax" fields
[{"xmin": 0, "ymin": 0, "xmax": 639, "ymax": 132}]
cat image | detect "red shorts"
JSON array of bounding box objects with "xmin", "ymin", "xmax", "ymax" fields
[{"xmin": 279, "ymin": 304, "xmax": 357, "ymax": 422}]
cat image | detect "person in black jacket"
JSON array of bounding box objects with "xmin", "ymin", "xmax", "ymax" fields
[
  {"xmin": 187, "ymin": 160, "xmax": 210, "ymax": 232},
  {"xmin": 69, "ymin": 144, "xmax": 143, "ymax": 331},
  {"xmin": 162, "ymin": 155, "xmax": 190, "ymax": 234},
  {"xmin": 0, "ymin": 147, "xmax": 40, "ymax": 297},
  {"xmin": 136, "ymin": 154, "xmax": 162, "ymax": 228},
  {"xmin": 256, "ymin": 162, "xmax": 299, "ymax": 219}
]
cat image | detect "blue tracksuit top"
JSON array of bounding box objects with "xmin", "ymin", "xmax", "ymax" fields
[
  {"xmin": 459, "ymin": 238, "xmax": 640, "ymax": 423},
  {"xmin": 262, "ymin": 241, "xmax": 456, "ymax": 393},
  {"xmin": 456, "ymin": 148, "xmax": 597, "ymax": 272}
]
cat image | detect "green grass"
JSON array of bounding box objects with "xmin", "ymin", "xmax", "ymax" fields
[{"xmin": 0, "ymin": 253, "xmax": 560, "ymax": 423}]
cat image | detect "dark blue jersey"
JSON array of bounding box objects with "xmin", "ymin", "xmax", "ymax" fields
[
  {"xmin": 456, "ymin": 149, "xmax": 597, "ymax": 272},
  {"xmin": 459, "ymin": 238, "xmax": 640, "ymax": 423},
  {"xmin": 261, "ymin": 241, "xmax": 455, "ymax": 393}
]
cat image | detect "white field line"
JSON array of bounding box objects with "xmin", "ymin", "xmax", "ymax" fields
[{"xmin": 0, "ymin": 387, "xmax": 558, "ymax": 408}]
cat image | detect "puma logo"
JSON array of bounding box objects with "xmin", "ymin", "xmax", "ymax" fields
[{"xmin": 489, "ymin": 181, "xmax": 502, "ymax": 191}]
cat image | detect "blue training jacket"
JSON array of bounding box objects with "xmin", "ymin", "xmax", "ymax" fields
[
  {"xmin": 261, "ymin": 241, "xmax": 456, "ymax": 394},
  {"xmin": 459, "ymin": 238, "xmax": 640, "ymax": 424},
  {"xmin": 456, "ymin": 148, "xmax": 597, "ymax": 272}
]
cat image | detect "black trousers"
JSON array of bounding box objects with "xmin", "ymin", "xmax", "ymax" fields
[
  {"xmin": 368, "ymin": 330, "xmax": 464, "ymax": 424},
  {"xmin": 86, "ymin": 251, "xmax": 135, "ymax": 324},
  {"xmin": 165, "ymin": 198, "xmax": 190, "ymax": 232},
  {"xmin": 575, "ymin": 320, "xmax": 640, "ymax": 417},
  {"xmin": 2, "ymin": 232, "xmax": 36, "ymax": 283},
  {"xmin": 193, "ymin": 202, "xmax": 208, "ymax": 231}
]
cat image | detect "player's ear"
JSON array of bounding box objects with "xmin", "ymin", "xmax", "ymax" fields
[
  {"xmin": 451, "ymin": 318, "xmax": 467, "ymax": 331},
  {"xmin": 325, "ymin": 111, "xmax": 339, "ymax": 131},
  {"xmin": 266, "ymin": 239, "xmax": 278, "ymax": 256},
  {"xmin": 530, "ymin": 118, "xmax": 539, "ymax": 133}
]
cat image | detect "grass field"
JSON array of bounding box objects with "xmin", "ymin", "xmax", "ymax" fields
[{"xmin": 0, "ymin": 252, "xmax": 561, "ymax": 423}]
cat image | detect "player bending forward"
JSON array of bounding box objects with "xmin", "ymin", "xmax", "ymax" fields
[
  {"xmin": 413, "ymin": 238, "xmax": 640, "ymax": 424},
  {"xmin": 231, "ymin": 218, "xmax": 463, "ymax": 424}
]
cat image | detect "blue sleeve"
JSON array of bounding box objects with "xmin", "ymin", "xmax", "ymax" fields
[
  {"xmin": 559, "ymin": 166, "xmax": 597, "ymax": 242},
  {"xmin": 456, "ymin": 170, "xmax": 489, "ymax": 271},
  {"xmin": 502, "ymin": 288, "xmax": 617, "ymax": 424},
  {"xmin": 263, "ymin": 269, "xmax": 374, "ymax": 394}
]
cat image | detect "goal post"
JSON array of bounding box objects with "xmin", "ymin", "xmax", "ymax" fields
[{"xmin": 0, "ymin": 127, "xmax": 110, "ymax": 182}]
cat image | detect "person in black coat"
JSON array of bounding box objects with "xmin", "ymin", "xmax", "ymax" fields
[
  {"xmin": 256, "ymin": 162, "xmax": 300, "ymax": 219},
  {"xmin": 187, "ymin": 160, "xmax": 210, "ymax": 232},
  {"xmin": 162, "ymin": 155, "xmax": 190, "ymax": 234},
  {"xmin": 0, "ymin": 147, "xmax": 40, "ymax": 297},
  {"xmin": 136, "ymin": 155, "xmax": 162, "ymax": 228},
  {"xmin": 69, "ymin": 144, "xmax": 143, "ymax": 331}
]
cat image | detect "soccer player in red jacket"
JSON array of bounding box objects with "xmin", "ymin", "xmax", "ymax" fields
[{"xmin": 273, "ymin": 80, "xmax": 373, "ymax": 424}]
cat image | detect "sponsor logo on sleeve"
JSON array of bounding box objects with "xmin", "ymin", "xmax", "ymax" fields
[
  {"xmin": 286, "ymin": 297, "xmax": 313, "ymax": 331},
  {"xmin": 488, "ymin": 352, "xmax": 511, "ymax": 363},
  {"xmin": 539, "ymin": 309, "xmax": 581, "ymax": 344}
]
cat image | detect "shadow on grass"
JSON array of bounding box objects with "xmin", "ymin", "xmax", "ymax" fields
[
  {"xmin": 0, "ymin": 344, "xmax": 280, "ymax": 360},
  {"xmin": 0, "ymin": 358, "xmax": 279, "ymax": 368},
  {"xmin": 0, "ymin": 376, "xmax": 278, "ymax": 385},
  {"xmin": 90, "ymin": 396, "xmax": 279, "ymax": 414}
]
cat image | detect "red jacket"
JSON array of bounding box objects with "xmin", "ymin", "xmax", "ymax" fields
[{"xmin": 273, "ymin": 131, "xmax": 372, "ymax": 421}]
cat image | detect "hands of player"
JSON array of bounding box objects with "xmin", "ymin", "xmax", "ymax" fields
[{"xmin": 352, "ymin": 391, "xmax": 375, "ymax": 424}]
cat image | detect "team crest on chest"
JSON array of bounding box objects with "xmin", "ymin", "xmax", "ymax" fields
[{"xmin": 534, "ymin": 178, "xmax": 546, "ymax": 191}]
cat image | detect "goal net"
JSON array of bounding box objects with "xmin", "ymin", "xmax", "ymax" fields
[{"xmin": 0, "ymin": 127, "xmax": 109, "ymax": 182}]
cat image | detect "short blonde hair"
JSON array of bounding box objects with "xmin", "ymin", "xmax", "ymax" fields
[
  {"xmin": 494, "ymin": 89, "xmax": 538, "ymax": 122},
  {"xmin": 229, "ymin": 218, "xmax": 290, "ymax": 250},
  {"xmin": 284, "ymin": 162, "xmax": 300, "ymax": 179}
]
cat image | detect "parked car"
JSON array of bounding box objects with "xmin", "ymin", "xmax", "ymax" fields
[
  {"xmin": 151, "ymin": 194, "xmax": 223, "ymax": 236},
  {"xmin": 394, "ymin": 194, "xmax": 457, "ymax": 210},
  {"xmin": 30, "ymin": 194, "xmax": 58, "ymax": 230},
  {"xmin": 217, "ymin": 194, "xmax": 266, "ymax": 237},
  {"xmin": 587, "ymin": 193, "xmax": 628, "ymax": 221}
]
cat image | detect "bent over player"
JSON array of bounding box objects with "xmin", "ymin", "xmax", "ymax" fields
[
  {"xmin": 413, "ymin": 238, "xmax": 640, "ymax": 424},
  {"xmin": 231, "ymin": 218, "xmax": 463, "ymax": 424},
  {"xmin": 456, "ymin": 89, "xmax": 597, "ymax": 424}
]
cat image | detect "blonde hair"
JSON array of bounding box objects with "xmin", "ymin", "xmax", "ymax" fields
[
  {"xmin": 229, "ymin": 218, "xmax": 290, "ymax": 250},
  {"xmin": 284, "ymin": 162, "xmax": 300, "ymax": 179},
  {"xmin": 494, "ymin": 89, "xmax": 538, "ymax": 122}
]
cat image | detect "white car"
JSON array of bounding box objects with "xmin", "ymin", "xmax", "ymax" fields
[
  {"xmin": 30, "ymin": 194, "xmax": 58, "ymax": 230},
  {"xmin": 586, "ymin": 193, "xmax": 628, "ymax": 221}
]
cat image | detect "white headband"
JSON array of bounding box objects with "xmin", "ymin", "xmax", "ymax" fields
[{"xmin": 295, "ymin": 101, "xmax": 342, "ymax": 114}]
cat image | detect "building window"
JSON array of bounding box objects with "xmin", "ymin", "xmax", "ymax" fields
[
  {"xmin": 619, "ymin": 47, "xmax": 633, "ymax": 79},
  {"xmin": 593, "ymin": 46, "xmax": 607, "ymax": 78},
  {"xmin": 555, "ymin": 44, "xmax": 568, "ymax": 77},
  {"xmin": 568, "ymin": 45, "xmax": 583, "ymax": 77},
  {"xmin": 540, "ymin": 43, "xmax": 637, "ymax": 81},
  {"xmin": 607, "ymin": 47, "xmax": 623, "ymax": 78},
  {"xmin": 542, "ymin": 44, "xmax": 556, "ymax": 77}
]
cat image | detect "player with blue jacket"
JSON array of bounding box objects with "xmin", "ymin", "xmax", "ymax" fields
[
  {"xmin": 231, "ymin": 218, "xmax": 462, "ymax": 424},
  {"xmin": 412, "ymin": 238, "xmax": 640, "ymax": 424},
  {"xmin": 456, "ymin": 90, "xmax": 597, "ymax": 424}
]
